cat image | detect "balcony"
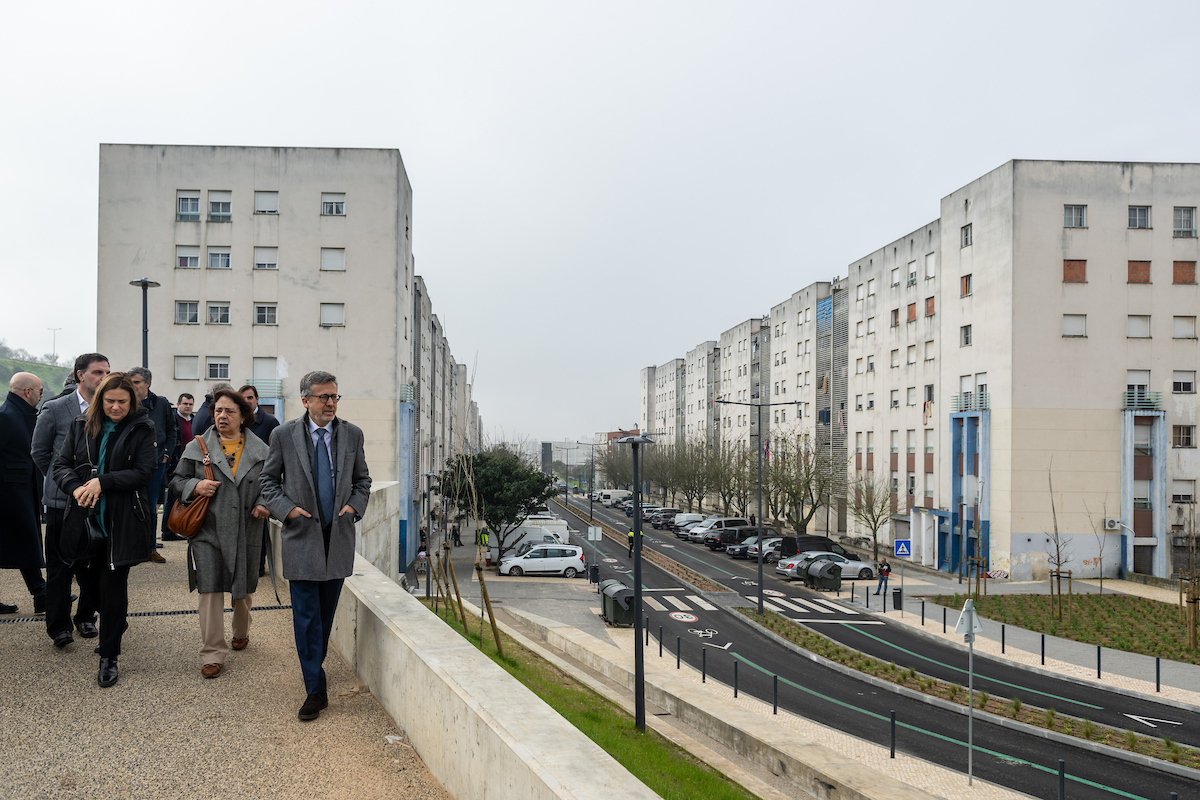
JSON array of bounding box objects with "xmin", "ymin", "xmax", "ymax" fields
[
  {"xmin": 208, "ymin": 213, "xmax": 232, "ymax": 223},
  {"xmin": 176, "ymin": 212, "xmax": 200, "ymax": 222},
  {"xmin": 1174, "ymin": 228, "xmax": 1196, "ymax": 239},
  {"xmin": 1122, "ymin": 391, "xmax": 1162, "ymax": 410},
  {"xmin": 951, "ymin": 392, "xmax": 990, "ymax": 412},
  {"xmin": 245, "ymin": 378, "xmax": 283, "ymax": 397}
]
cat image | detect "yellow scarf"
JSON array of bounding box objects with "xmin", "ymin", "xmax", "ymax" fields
[{"xmin": 219, "ymin": 434, "xmax": 245, "ymax": 477}]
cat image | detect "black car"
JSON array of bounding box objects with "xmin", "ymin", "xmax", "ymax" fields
[{"xmin": 707, "ymin": 525, "xmax": 762, "ymax": 551}]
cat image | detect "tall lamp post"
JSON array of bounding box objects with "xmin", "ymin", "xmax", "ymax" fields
[
  {"xmin": 560, "ymin": 445, "xmax": 578, "ymax": 509},
  {"xmin": 423, "ymin": 472, "xmax": 436, "ymax": 598},
  {"xmin": 47, "ymin": 328, "xmax": 61, "ymax": 364},
  {"xmin": 715, "ymin": 398, "xmax": 799, "ymax": 615},
  {"xmin": 128, "ymin": 278, "xmax": 161, "ymax": 369},
  {"xmin": 617, "ymin": 433, "xmax": 654, "ymax": 731}
]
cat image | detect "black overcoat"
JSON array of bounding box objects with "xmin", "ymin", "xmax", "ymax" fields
[{"xmin": 0, "ymin": 391, "xmax": 45, "ymax": 569}]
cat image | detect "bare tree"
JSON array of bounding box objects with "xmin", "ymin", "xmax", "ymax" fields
[
  {"xmin": 770, "ymin": 433, "xmax": 843, "ymax": 535},
  {"xmin": 849, "ymin": 469, "xmax": 896, "ymax": 561},
  {"xmin": 1083, "ymin": 497, "xmax": 1111, "ymax": 595},
  {"xmin": 1046, "ymin": 462, "xmax": 1073, "ymax": 572}
]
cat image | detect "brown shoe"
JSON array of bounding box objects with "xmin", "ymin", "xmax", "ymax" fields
[
  {"xmin": 149, "ymin": 551, "xmax": 166, "ymax": 563},
  {"xmin": 231, "ymin": 637, "xmax": 249, "ymax": 651},
  {"xmin": 201, "ymin": 663, "xmax": 221, "ymax": 678}
]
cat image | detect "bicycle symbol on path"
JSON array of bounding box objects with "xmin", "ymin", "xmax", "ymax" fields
[
  {"xmin": 688, "ymin": 628, "xmax": 719, "ymax": 639},
  {"xmin": 741, "ymin": 580, "xmax": 758, "ymax": 586}
]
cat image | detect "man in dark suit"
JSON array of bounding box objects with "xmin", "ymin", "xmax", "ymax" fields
[
  {"xmin": 0, "ymin": 373, "xmax": 47, "ymax": 615},
  {"xmin": 260, "ymin": 371, "xmax": 371, "ymax": 721}
]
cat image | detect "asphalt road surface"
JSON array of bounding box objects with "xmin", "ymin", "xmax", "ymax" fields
[{"xmin": 553, "ymin": 497, "xmax": 1199, "ymax": 800}]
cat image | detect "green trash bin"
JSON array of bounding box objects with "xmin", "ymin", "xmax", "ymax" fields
[{"xmin": 600, "ymin": 580, "xmax": 635, "ymax": 626}]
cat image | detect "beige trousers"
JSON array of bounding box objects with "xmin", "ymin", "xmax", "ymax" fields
[{"xmin": 198, "ymin": 592, "xmax": 254, "ymax": 666}]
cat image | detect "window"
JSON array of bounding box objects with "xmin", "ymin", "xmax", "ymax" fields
[
  {"xmin": 925, "ymin": 253, "xmax": 935, "ymax": 279},
  {"xmin": 254, "ymin": 191, "xmax": 279, "ymax": 214},
  {"xmin": 924, "ymin": 384, "xmax": 934, "ymax": 403},
  {"xmin": 890, "ymin": 389, "xmax": 899, "ymax": 408},
  {"xmin": 890, "ymin": 308, "xmax": 899, "ymax": 327},
  {"xmin": 176, "ymin": 245, "xmax": 199, "ymax": 269},
  {"xmin": 856, "ymin": 321, "xmax": 863, "ymax": 338},
  {"xmin": 961, "ymin": 274, "xmax": 972, "ymax": 296},
  {"xmin": 866, "ymin": 355, "xmax": 875, "ymax": 372},
  {"xmin": 174, "ymin": 301, "xmax": 198, "ymax": 324},
  {"xmin": 924, "ymin": 340, "xmax": 936, "ymax": 361},
  {"xmin": 856, "ymin": 358, "xmax": 864, "ymax": 374},
  {"xmin": 907, "ymin": 387, "xmax": 917, "ymax": 406},
  {"xmin": 1134, "ymin": 479, "xmax": 1151, "ymax": 510},
  {"xmin": 208, "ymin": 190, "xmax": 231, "ymax": 222},
  {"xmin": 1128, "ymin": 206, "xmax": 1150, "ymax": 229},
  {"xmin": 960, "ymin": 325, "xmax": 972, "ymax": 346},
  {"xmin": 1127, "ymin": 315, "xmax": 1151, "ymax": 338},
  {"xmin": 1064, "ymin": 205, "xmax": 1086, "ymax": 228},
  {"xmin": 891, "ymin": 267, "xmax": 900, "ymax": 286},
  {"xmin": 867, "ymin": 279, "xmax": 876, "ymax": 296},
  {"xmin": 255, "ymin": 303, "xmax": 278, "ymax": 325},
  {"xmin": 1173, "ymin": 370, "xmax": 1195, "ymax": 393},
  {"xmin": 867, "ymin": 393, "xmax": 875, "ymax": 409},
  {"xmin": 208, "ymin": 248, "xmax": 231, "ymax": 269},
  {"xmin": 890, "ymin": 349, "xmax": 899, "ymax": 368},
  {"xmin": 856, "ymin": 395, "xmax": 863, "ymax": 411},
  {"xmin": 907, "ymin": 261, "xmax": 917, "ymax": 286},
  {"xmin": 1128, "ymin": 261, "xmax": 1151, "ymax": 283},
  {"xmin": 1063, "ymin": 260, "xmax": 1086, "ymax": 282},
  {"xmin": 174, "ymin": 356, "xmax": 199, "ymax": 380},
  {"xmin": 176, "ymin": 191, "xmax": 200, "ymax": 221},
  {"xmin": 206, "ymin": 303, "xmax": 230, "ymax": 325},
  {"xmin": 925, "ymin": 296, "xmax": 935, "ymax": 316},
  {"xmin": 1174, "ymin": 316, "xmax": 1197, "ymax": 338},
  {"xmin": 1175, "ymin": 261, "xmax": 1197, "ymax": 284},
  {"xmin": 1172, "ymin": 480, "xmax": 1195, "ymax": 504},
  {"xmin": 867, "ymin": 316, "xmax": 876, "ymax": 335},
  {"xmin": 1174, "ymin": 207, "xmax": 1196, "ymax": 237},
  {"xmin": 320, "ymin": 248, "xmax": 346, "ymax": 271},
  {"xmin": 206, "ymin": 357, "xmax": 230, "ymax": 380},
  {"xmin": 907, "ymin": 345, "xmax": 916, "ymax": 364},
  {"xmin": 1174, "ymin": 425, "xmax": 1195, "ymax": 448},
  {"xmin": 961, "ymin": 224, "xmax": 972, "ymax": 247},
  {"xmin": 907, "ymin": 303, "xmax": 916, "ymax": 322},
  {"xmin": 1128, "ymin": 370, "xmax": 1150, "ymax": 396},
  {"xmin": 320, "ymin": 303, "xmax": 345, "ymax": 327},
  {"xmin": 1062, "ymin": 314, "xmax": 1087, "ymax": 337},
  {"xmin": 321, "ymin": 193, "xmax": 346, "ymax": 215}
]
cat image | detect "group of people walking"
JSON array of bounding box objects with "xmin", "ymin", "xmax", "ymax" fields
[{"xmin": 0, "ymin": 357, "xmax": 370, "ymax": 721}]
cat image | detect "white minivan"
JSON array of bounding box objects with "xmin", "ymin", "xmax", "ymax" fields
[
  {"xmin": 499, "ymin": 544, "xmax": 587, "ymax": 577},
  {"xmin": 600, "ymin": 490, "xmax": 631, "ymax": 507}
]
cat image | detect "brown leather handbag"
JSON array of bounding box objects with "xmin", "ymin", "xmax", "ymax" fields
[{"xmin": 166, "ymin": 436, "xmax": 214, "ymax": 539}]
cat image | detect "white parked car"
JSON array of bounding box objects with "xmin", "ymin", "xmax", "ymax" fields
[
  {"xmin": 780, "ymin": 551, "xmax": 876, "ymax": 580},
  {"xmin": 499, "ymin": 544, "xmax": 587, "ymax": 577},
  {"xmin": 746, "ymin": 537, "xmax": 783, "ymax": 562}
]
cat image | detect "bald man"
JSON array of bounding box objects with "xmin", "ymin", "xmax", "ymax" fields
[{"xmin": 0, "ymin": 373, "xmax": 47, "ymax": 615}]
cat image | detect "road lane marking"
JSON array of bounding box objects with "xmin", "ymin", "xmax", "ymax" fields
[
  {"xmin": 1124, "ymin": 714, "xmax": 1182, "ymax": 728},
  {"xmin": 669, "ymin": 612, "xmax": 697, "ymax": 623},
  {"xmin": 771, "ymin": 598, "xmax": 808, "ymax": 613},
  {"xmin": 643, "ymin": 596, "xmax": 667, "ymax": 612},
  {"xmin": 811, "ymin": 598, "xmax": 852, "ymax": 613},
  {"xmin": 687, "ymin": 595, "xmax": 718, "ymax": 610},
  {"xmin": 665, "ymin": 596, "xmax": 692, "ymax": 611},
  {"xmin": 792, "ymin": 598, "xmax": 835, "ymax": 613},
  {"xmin": 806, "ymin": 619, "xmax": 885, "ymax": 625}
]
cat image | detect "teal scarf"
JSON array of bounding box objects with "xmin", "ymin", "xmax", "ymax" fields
[{"xmin": 96, "ymin": 420, "xmax": 117, "ymax": 537}]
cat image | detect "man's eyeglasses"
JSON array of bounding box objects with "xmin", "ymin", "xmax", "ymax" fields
[{"xmin": 308, "ymin": 394, "xmax": 341, "ymax": 403}]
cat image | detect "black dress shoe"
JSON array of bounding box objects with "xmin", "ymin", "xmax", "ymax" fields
[
  {"xmin": 0, "ymin": 602, "xmax": 17, "ymax": 615},
  {"xmin": 297, "ymin": 692, "xmax": 328, "ymax": 721},
  {"xmin": 53, "ymin": 631, "xmax": 74, "ymax": 649},
  {"xmin": 76, "ymin": 621, "xmax": 98, "ymax": 638},
  {"xmin": 33, "ymin": 595, "xmax": 46, "ymax": 615},
  {"xmin": 98, "ymin": 657, "xmax": 118, "ymax": 688}
]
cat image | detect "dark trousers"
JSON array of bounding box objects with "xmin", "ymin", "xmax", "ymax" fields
[
  {"xmin": 19, "ymin": 567, "xmax": 45, "ymax": 599},
  {"xmin": 147, "ymin": 462, "xmax": 166, "ymax": 537},
  {"xmin": 76, "ymin": 562, "xmax": 131, "ymax": 659},
  {"xmin": 44, "ymin": 507, "xmax": 96, "ymax": 637},
  {"xmin": 289, "ymin": 578, "xmax": 344, "ymax": 695}
]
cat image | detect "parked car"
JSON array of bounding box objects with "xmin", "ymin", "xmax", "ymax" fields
[
  {"xmin": 710, "ymin": 525, "xmax": 775, "ymax": 551},
  {"xmin": 791, "ymin": 535, "xmax": 852, "ymax": 559},
  {"xmin": 649, "ymin": 509, "xmax": 681, "ymax": 528},
  {"xmin": 746, "ymin": 537, "xmax": 783, "ymax": 562},
  {"xmin": 625, "ymin": 502, "xmax": 661, "ymax": 518},
  {"xmin": 670, "ymin": 513, "xmax": 706, "ymax": 532},
  {"xmin": 685, "ymin": 516, "xmax": 749, "ymax": 544},
  {"xmin": 780, "ymin": 551, "xmax": 876, "ymax": 580},
  {"xmin": 499, "ymin": 544, "xmax": 587, "ymax": 577},
  {"xmin": 675, "ymin": 520, "xmax": 702, "ymax": 539},
  {"xmin": 727, "ymin": 535, "xmax": 767, "ymax": 559}
]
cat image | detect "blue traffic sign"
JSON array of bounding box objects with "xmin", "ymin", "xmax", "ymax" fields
[{"xmin": 893, "ymin": 539, "xmax": 912, "ymax": 558}]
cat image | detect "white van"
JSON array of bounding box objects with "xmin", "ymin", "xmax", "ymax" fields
[{"xmin": 600, "ymin": 490, "xmax": 631, "ymax": 507}]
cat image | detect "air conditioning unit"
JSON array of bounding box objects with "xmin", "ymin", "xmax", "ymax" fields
[{"xmin": 1103, "ymin": 518, "xmax": 1121, "ymax": 530}]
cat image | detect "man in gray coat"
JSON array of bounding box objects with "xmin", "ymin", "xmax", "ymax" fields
[{"xmin": 260, "ymin": 370, "xmax": 371, "ymax": 721}]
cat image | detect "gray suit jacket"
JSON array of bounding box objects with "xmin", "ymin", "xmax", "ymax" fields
[
  {"xmin": 260, "ymin": 415, "xmax": 371, "ymax": 581},
  {"xmin": 31, "ymin": 391, "xmax": 86, "ymax": 510}
]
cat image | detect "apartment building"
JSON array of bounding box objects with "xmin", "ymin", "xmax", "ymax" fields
[
  {"xmin": 683, "ymin": 341, "xmax": 719, "ymax": 444},
  {"xmin": 652, "ymin": 358, "xmax": 686, "ymax": 446},
  {"xmin": 715, "ymin": 318, "xmax": 770, "ymax": 450}
]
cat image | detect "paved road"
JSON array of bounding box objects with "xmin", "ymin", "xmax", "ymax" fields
[{"xmin": 555, "ymin": 497, "xmax": 1199, "ymax": 800}]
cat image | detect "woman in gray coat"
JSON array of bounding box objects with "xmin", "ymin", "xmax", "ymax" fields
[{"xmin": 170, "ymin": 389, "xmax": 271, "ymax": 678}]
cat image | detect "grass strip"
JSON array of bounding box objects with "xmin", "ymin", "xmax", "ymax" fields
[
  {"xmin": 736, "ymin": 607, "xmax": 1200, "ymax": 769},
  {"xmin": 421, "ymin": 598, "xmax": 760, "ymax": 800}
]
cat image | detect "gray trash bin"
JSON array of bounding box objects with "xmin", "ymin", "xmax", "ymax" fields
[
  {"xmin": 600, "ymin": 581, "xmax": 635, "ymax": 626},
  {"xmin": 813, "ymin": 561, "xmax": 841, "ymax": 592},
  {"xmin": 892, "ymin": 587, "xmax": 902, "ymax": 610},
  {"xmin": 589, "ymin": 565, "xmax": 600, "ymax": 584}
]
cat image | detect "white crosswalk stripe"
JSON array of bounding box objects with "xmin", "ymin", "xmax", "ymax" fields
[
  {"xmin": 770, "ymin": 598, "xmax": 808, "ymax": 613},
  {"xmin": 791, "ymin": 598, "xmax": 835, "ymax": 614},
  {"xmin": 664, "ymin": 596, "xmax": 691, "ymax": 611},
  {"xmin": 744, "ymin": 595, "xmax": 790, "ymax": 614},
  {"xmin": 812, "ymin": 598, "xmax": 852, "ymax": 613},
  {"xmin": 686, "ymin": 595, "xmax": 717, "ymax": 611},
  {"xmin": 643, "ymin": 596, "xmax": 667, "ymax": 612}
]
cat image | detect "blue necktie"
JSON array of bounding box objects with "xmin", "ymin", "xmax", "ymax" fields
[{"xmin": 315, "ymin": 428, "xmax": 335, "ymax": 526}]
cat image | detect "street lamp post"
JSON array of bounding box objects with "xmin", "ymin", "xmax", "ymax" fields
[
  {"xmin": 424, "ymin": 472, "xmax": 436, "ymax": 598},
  {"xmin": 47, "ymin": 328, "xmax": 61, "ymax": 363},
  {"xmin": 617, "ymin": 434, "xmax": 653, "ymax": 732},
  {"xmin": 128, "ymin": 278, "xmax": 161, "ymax": 369},
  {"xmin": 716, "ymin": 398, "xmax": 799, "ymax": 615}
]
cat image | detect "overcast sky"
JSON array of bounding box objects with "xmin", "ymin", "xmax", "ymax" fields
[{"xmin": 3, "ymin": 1, "xmax": 1197, "ymax": 444}]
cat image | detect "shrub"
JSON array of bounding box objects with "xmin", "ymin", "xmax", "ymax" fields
[
  {"xmin": 948, "ymin": 684, "xmax": 962, "ymax": 702},
  {"xmin": 1010, "ymin": 696, "xmax": 1022, "ymax": 718},
  {"xmin": 1125, "ymin": 730, "xmax": 1138, "ymax": 752},
  {"xmin": 1082, "ymin": 719, "xmax": 1095, "ymax": 740},
  {"xmin": 1044, "ymin": 708, "xmax": 1057, "ymax": 728},
  {"xmin": 977, "ymin": 690, "xmax": 989, "ymax": 709}
]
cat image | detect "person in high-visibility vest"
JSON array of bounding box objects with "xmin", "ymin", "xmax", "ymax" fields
[{"xmin": 627, "ymin": 528, "xmax": 637, "ymax": 558}]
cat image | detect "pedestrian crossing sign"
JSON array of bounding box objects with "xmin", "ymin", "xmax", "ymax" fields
[{"xmin": 893, "ymin": 539, "xmax": 911, "ymax": 558}]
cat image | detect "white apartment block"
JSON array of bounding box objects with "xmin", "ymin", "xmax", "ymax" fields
[
  {"xmin": 683, "ymin": 341, "xmax": 719, "ymax": 443},
  {"xmin": 635, "ymin": 160, "xmax": 1198, "ymax": 581},
  {"xmin": 650, "ymin": 358, "xmax": 686, "ymax": 446},
  {"xmin": 715, "ymin": 318, "xmax": 770, "ymax": 450}
]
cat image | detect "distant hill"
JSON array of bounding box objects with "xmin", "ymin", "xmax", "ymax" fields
[{"xmin": 0, "ymin": 358, "xmax": 72, "ymax": 402}]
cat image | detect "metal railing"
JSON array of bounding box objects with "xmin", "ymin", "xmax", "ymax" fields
[
  {"xmin": 245, "ymin": 378, "xmax": 283, "ymax": 397},
  {"xmin": 398, "ymin": 384, "xmax": 415, "ymax": 403},
  {"xmin": 951, "ymin": 392, "xmax": 990, "ymax": 412},
  {"xmin": 1174, "ymin": 228, "xmax": 1196, "ymax": 238},
  {"xmin": 208, "ymin": 213, "xmax": 232, "ymax": 223},
  {"xmin": 176, "ymin": 213, "xmax": 200, "ymax": 222},
  {"xmin": 1122, "ymin": 391, "xmax": 1161, "ymax": 409}
]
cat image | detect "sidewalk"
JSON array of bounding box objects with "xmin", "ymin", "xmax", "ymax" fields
[{"xmin": 0, "ymin": 538, "xmax": 448, "ymax": 800}]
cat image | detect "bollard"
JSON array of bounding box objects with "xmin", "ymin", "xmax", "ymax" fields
[
  {"xmin": 890, "ymin": 710, "xmax": 896, "ymax": 758},
  {"xmin": 659, "ymin": 626, "xmax": 663, "ymax": 658},
  {"xmin": 1097, "ymin": 645, "xmax": 1101, "ymax": 679},
  {"xmin": 677, "ymin": 636, "xmax": 681, "ymax": 669},
  {"xmin": 921, "ymin": 600, "xmax": 925, "ymax": 626},
  {"xmin": 943, "ymin": 607, "xmax": 947, "ymax": 633},
  {"xmin": 1157, "ymin": 657, "xmax": 1161, "ymax": 693},
  {"xmin": 773, "ymin": 675, "xmax": 778, "ymax": 714},
  {"xmin": 734, "ymin": 661, "xmax": 739, "ymax": 698},
  {"xmin": 702, "ymin": 648, "xmax": 706, "ymax": 683},
  {"xmin": 1002, "ymin": 624, "xmax": 1006, "ymax": 654},
  {"xmin": 1041, "ymin": 633, "xmax": 1045, "ymax": 665},
  {"xmin": 866, "ymin": 589, "xmax": 870, "ymax": 611},
  {"xmin": 1058, "ymin": 759, "xmax": 1065, "ymax": 800},
  {"xmin": 646, "ymin": 617, "xmax": 650, "ymax": 645},
  {"xmin": 1171, "ymin": 793, "xmax": 1178, "ymax": 800}
]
